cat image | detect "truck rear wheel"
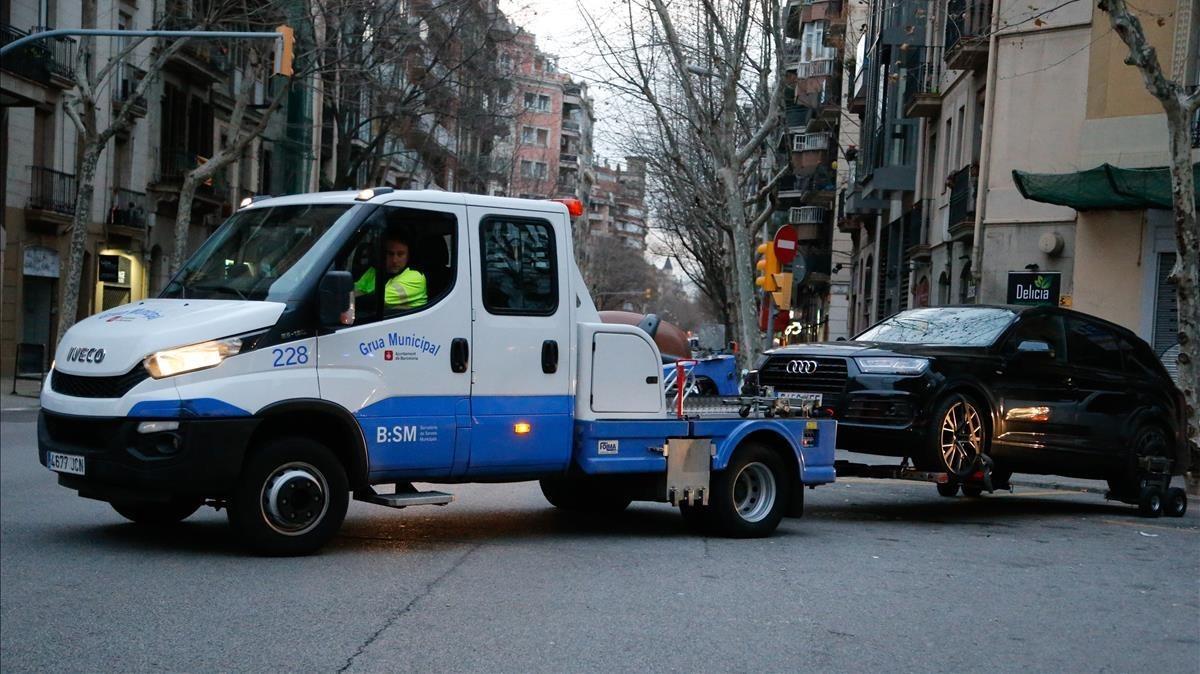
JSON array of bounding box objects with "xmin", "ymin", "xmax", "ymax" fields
[
  {"xmin": 228, "ymin": 437, "xmax": 348, "ymax": 556},
  {"xmin": 705, "ymin": 442, "xmax": 788, "ymax": 538},
  {"xmin": 111, "ymin": 498, "xmax": 203, "ymax": 525},
  {"xmin": 539, "ymin": 478, "xmax": 631, "ymax": 513}
]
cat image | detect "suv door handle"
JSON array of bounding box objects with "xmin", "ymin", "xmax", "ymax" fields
[
  {"xmin": 541, "ymin": 340, "xmax": 558, "ymax": 374},
  {"xmin": 1064, "ymin": 377, "xmax": 1075, "ymax": 388},
  {"xmin": 451, "ymin": 338, "xmax": 469, "ymax": 373}
]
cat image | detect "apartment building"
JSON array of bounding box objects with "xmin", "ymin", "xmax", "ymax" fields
[
  {"xmin": 839, "ymin": 0, "xmax": 1198, "ymax": 370},
  {"xmin": 586, "ymin": 157, "xmax": 648, "ymax": 249},
  {"xmin": 773, "ymin": 0, "xmax": 851, "ymax": 341}
]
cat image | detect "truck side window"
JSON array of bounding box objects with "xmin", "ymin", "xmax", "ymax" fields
[
  {"xmin": 330, "ymin": 205, "xmax": 458, "ymax": 326},
  {"xmin": 480, "ymin": 216, "xmax": 557, "ymax": 316}
]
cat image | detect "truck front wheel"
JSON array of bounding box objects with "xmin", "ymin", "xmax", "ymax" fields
[
  {"xmin": 705, "ymin": 442, "xmax": 789, "ymax": 538},
  {"xmin": 228, "ymin": 437, "xmax": 349, "ymax": 556}
]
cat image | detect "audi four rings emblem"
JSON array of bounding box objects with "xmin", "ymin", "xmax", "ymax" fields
[{"xmin": 786, "ymin": 359, "xmax": 818, "ymax": 374}]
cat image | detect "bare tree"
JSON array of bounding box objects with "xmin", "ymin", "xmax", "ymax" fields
[
  {"xmin": 585, "ymin": 0, "xmax": 786, "ymax": 366},
  {"xmin": 56, "ymin": 29, "xmax": 191, "ymax": 342},
  {"xmin": 1097, "ymin": 0, "xmax": 1200, "ymax": 485}
]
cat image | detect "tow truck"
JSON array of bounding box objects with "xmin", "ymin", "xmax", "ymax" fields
[{"xmin": 38, "ymin": 189, "xmax": 837, "ymax": 555}]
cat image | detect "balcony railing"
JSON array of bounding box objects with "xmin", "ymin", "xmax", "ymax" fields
[
  {"xmin": 559, "ymin": 153, "xmax": 579, "ymax": 166},
  {"xmin": 946, "ymin": 0, "xmax": 991, "ymax": 65},
  {"xmin": 112, "ymin": 64, "xmax": 148, "ymax": 115},
  {"xmin": 903, "ymin": 47, "xmax": 943, "ymax": 118},
  {"xmin": 796, "ymin": 58, "xmax": 835, "ymax": 79},
  {"xmin": 789, "ymin": 206, "xmax": 827, "ymax": 224},
  {"xmin": 948, "ymin": 165, "xmax": 977, "ymax": 233},
  {"xmin": 562, "ymin": 119, "xmax": 581, "ymax": 133},
  {"xmin": 1, "ymin": 24, "xmax": 75, "ymax": 85},
  {"xmin": 108, "ymin": 188, "xmax": 148, "ymax": 229},
  {"xmin": 28, "ymin": 166, "xmax": 77, "ymax": 214},
  {"xmin": 792, "ymin": 132, "xmax": 832, "ymax": 152}
]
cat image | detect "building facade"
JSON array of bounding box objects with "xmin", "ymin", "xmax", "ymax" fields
[{"xmin": 837, "ymin": 0, "xmax": 1198, "ymax": 374}]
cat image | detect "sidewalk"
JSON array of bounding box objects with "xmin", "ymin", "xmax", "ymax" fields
[{"xmin": 2, "ymin": 381, "xmax": 42, "ymax": 412}]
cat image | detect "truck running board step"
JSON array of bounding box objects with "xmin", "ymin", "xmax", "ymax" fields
[{"xmin": 354, "ymin": 485, "xmax": 454, "ymax": 509}]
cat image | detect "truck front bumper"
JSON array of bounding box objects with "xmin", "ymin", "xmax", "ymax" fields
[{"xmin": 37, "ymin": 410, "xmax": 258, "ymax": 503}]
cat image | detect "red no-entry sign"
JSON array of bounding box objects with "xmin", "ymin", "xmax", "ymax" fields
[{"xmin": 773, "ymin": 225, "xmax": 798, "ymax": 265}]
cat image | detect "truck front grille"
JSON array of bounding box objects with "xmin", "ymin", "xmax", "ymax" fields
[
  {"xmin": 758, "ymin": 356, "xmax": 848, "ymax": 394},
  {"xmin": 42, "ymin": 411, "xmax": 126, "ymax": 449},
  {"xmin": 50, "ymin": 367, "xmax": 149, "ymax": 398}
]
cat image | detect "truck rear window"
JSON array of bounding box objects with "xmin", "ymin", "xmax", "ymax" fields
[{"xmin": 480, "ymin": 217, "xmax": 557, "ymax": 316}]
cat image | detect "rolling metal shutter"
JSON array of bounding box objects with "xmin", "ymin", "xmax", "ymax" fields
[{"xmin": 1154, "ymin": 252, "xmax": 1179, "ymax": 383}]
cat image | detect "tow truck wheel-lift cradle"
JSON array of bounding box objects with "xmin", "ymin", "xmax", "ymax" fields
[{"xmin": 833, "ymin": 454, "xmax": 1009, "ymax": 498}]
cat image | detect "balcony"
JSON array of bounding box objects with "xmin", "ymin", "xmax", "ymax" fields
[
  {"xmin": 111, "ymin": 64, "xmax": 148, "ymax": 118},
  {"xmin": 789, "ymin": 206, "xmax": 827, "ymax": 225},
  {"xmin": 792, "ymin": 132, "xmax": 832, "ymax": 153},
  {"xmin": 796, "ymin": 58, "xmax": 835, "ymax": 79},
  {"xmin": 153, "ymin": 150, "xmax": 230, "ymax": 205},
  {"xmin": 559, "ymin": 153, "xmax": 579, "ymax": 167},
  {"xmin": 785, "ymin": 103, "xmax": 812, "ymax": 131},
  {"xmin": 903, "ymin": 48, "xmax": 943, "ymax": 119},
  {"xmin": 159, "ymin": 16, "xmax": 228, "ymax": 83},
  {"xmin": 945, "ymin": 0, "xmax": 991, "ymax": 71},
  {"xmin": 882, "ymin": 0, "xmax": 927, "ymax": 46},
  {"xmin": 561, "ymin": 119, "xmax": 581, "ymax": 135},
  {"xmin": 903, "ymin": 200, "xmax": 931, "ymax": 261},
  {"xmin": 1192, "ymin": 107, "xmax": 1199, "ymax": 148},
  {"xmin": 1, "ymin": 25, "xmax": 75, "ymax": 89},
  {"xmin": 861, "ymin": 119, "xmax": 919, "ymax": 194},
  {"xmin": 26, "ymin": 166, "xmax": 77, "ymax": 228},
  {"xmin": 947, "ymin": 165, "xmax": 978, "ymax": 240},
  {"xmin": 107, "ymin": 188, "xmax": 149, "ymax": 233},
  {"xmin": 777, "ymin": 168, "xmax": 836, "ymax": 204}
]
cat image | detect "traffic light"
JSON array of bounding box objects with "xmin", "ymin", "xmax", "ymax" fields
[
  {"xmin": 274, "ymin": 25, "xmax": 295, "ymax": 77},
  {"xmin": 771, "ymin": 272, "xmax": 794, "ymax": 310},
  {"xmin": 755, "ymin": 242, "xmax": 779, "ymax": 293}
]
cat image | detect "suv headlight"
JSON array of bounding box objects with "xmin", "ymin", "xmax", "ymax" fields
[
  {"xmin": 854, "ymin": 357, "xmax": 929, "ymax": 375},
  {"xmin": 144, "ymin": 337, "xmax": 242, "ymax": 379}
]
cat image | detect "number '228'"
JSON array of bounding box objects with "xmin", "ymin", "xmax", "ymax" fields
[{"xmin": 272, "ymin": 345, "xmax": 310, "ymax": 367}]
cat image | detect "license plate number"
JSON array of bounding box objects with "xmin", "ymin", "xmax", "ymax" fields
[
  {"xmin": 779, "ymin": 392, "xmax": 822, "ymax": 406},
  {"xmin": 47, "ymin": 452, "xmax": 85, "ymax": 476}
]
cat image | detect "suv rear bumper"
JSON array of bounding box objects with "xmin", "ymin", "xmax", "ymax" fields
[{"xmin": 37, "ymin": 410, "xmax": 258, "ymax": 502}]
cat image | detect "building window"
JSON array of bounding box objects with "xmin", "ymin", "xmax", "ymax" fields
[
  {"xmin": 800, "ymin": 21, "xmax": 835, "ymax": 62},
  {"xmin": 520, "ymin": 160, "xmax": 548, "ymax": 179},
  {"xmin": 523, "ymin": 92, "xmax": 551, "ymax": 112},
  {"xmin": 520, "ymin": 126, "xmax": 549, "ymax": 146}
]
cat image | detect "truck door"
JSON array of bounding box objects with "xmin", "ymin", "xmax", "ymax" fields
[
  {"xmin": 317, "ymin": 202, "xmax": 471, "ymax": 481},
  {"xmin": 464, "ymin": 208, "xmax": 573, "ymax": 476}
]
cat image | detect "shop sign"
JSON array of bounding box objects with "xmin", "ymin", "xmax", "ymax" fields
[{"xmin": 1007, "ymin": 271, "xmax": 1061, "ymax": 306}]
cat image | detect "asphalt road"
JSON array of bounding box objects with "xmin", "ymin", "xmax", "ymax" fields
[{"xmin": 2, "ymin": 407, "xmax": 1198, "ymax": 672}]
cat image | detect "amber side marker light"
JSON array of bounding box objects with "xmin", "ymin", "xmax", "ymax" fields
[{"xmin": 514, "ymin": 422, "xmax": 532, "ymax": 435}]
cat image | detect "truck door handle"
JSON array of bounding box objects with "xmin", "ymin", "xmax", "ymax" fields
[
  {"xmin": 451, "ymin": 338, "xmax": 469, "ymax": 373},
  {"xmin": 541, "ymin": 340, "xmax": 558, "ymax": 374}
]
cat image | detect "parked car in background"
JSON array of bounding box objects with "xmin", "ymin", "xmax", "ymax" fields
[{"xmin": 745, "ymin": 306, "xmax": 1189, "ymax": 495}]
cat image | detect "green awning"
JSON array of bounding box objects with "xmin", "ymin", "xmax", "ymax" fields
[{"xmin": 1012, "ymin": 163, "xmax": 1200, "ymax": 211}]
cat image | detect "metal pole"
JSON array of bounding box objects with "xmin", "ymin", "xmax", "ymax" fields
[
  {"xmin": 765, "ymin": 293, "xmax": 776, "ymax": 350},
  {"xmin": 1, "ymin": 29, "xmax": 281, "ymax": 56}
]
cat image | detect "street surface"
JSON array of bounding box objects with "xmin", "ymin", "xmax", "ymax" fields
[{"xmin": 2, "ymin": 401, "xmax": 1198, "ymax": 672}]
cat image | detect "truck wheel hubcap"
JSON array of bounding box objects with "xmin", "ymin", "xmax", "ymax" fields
[
  {"xmin": 261, "ymin": 462, "xmax": 329, "ymax": 535},
  {"xmin": 733, "ymin": 462, "xmax": 776, "ymax": 523}
]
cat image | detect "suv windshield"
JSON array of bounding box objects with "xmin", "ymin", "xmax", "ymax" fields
[
  {"xmin": 162, "ymin": 204, "xmax": 357, "ymax": 302},
  {"xmin": 855, "ymin": 307, "xmax": 1017, "ymax": 346}
]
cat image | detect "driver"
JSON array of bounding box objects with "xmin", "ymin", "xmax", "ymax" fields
[{"xmin": 354, "ymin": 232, "xmax": 427, "ymax": 310}]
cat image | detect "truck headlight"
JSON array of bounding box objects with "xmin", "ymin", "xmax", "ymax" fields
[
  {"xmin": 854, "ymin": 357, "xmax": 929, "ymax": 375},
  {"xmin": 144, "ymin": 337, "xmax": 242, "ymax": 379}
]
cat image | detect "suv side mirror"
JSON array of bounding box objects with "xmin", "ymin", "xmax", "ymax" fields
[
  {"xmin": 1016, "ymin": 339, "xmax": 1054, "ymax": 359},
  {"xmin": 319, "ymin": 270, "xmax": 354, "ymax": 327}
]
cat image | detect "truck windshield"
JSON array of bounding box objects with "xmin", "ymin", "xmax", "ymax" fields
[
  {"xmin": 854, "ymin": 307, "xmax": 1017, "ymax": 346},
  {"xmin": 162, "ymin": 204, "xmax": 357, "ymax": 302}
]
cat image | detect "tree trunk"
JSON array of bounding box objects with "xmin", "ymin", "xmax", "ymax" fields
[
  {"xmin": 1163, "ymin": 102, "xmax": 1199, "ymax": 490},
  {"xmin": 56, "ymin": 143, "xmax": 102, "ymax": 343},
  {"xmin": 170, "ymin": 173, "xmax": 203, "ymax": 276},
  {"xmin": 719, "ymin": 166, "xmax": 760, "ymax": 369}
]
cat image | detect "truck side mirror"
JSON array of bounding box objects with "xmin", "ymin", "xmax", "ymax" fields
[{"xmin": 319, "ymin": 270, "xmax": 354, "ymax": 327}]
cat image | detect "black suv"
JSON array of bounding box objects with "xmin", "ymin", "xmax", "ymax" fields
[{"xmin": 748, "ymin": 306, "xmax": 1188, "ymax": 492}]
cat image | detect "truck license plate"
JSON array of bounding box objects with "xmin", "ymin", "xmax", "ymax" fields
[
  {"xmin": 779, "ymin": 392, "xmax": 822, "ymax": 406},
  {"xmin": 47, "ymin": 452, "xmax": 85, "ymax": 476}
]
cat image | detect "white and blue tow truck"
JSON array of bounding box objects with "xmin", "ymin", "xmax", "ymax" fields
[{"xmin": 39, "ymin": 189, "xmax": 836, "ymax": 554}]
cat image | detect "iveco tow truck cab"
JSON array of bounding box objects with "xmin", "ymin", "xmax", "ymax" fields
[{"xmin": 39, "ymin": 189, "xmax": 836, "ymax": 555}]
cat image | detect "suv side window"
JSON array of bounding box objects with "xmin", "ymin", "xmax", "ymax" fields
[
  {"xmin": 329, "ymin": 205, "xmax": 457, "ymax": 327},
  {"xmin": 1065, "ymin": 318, "xmax": 1123, "ymax": 372},
  {"xmin": 1004, "ymin": 313, "xmax": 1067, "ymax": 364},
  {"xmin": 480, "ymin": 216, "xmax": 557, "ymax": 315},
  {"xmin": 1120, "ymin": 336, "xmax": 1165, "ymax": 380}
]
